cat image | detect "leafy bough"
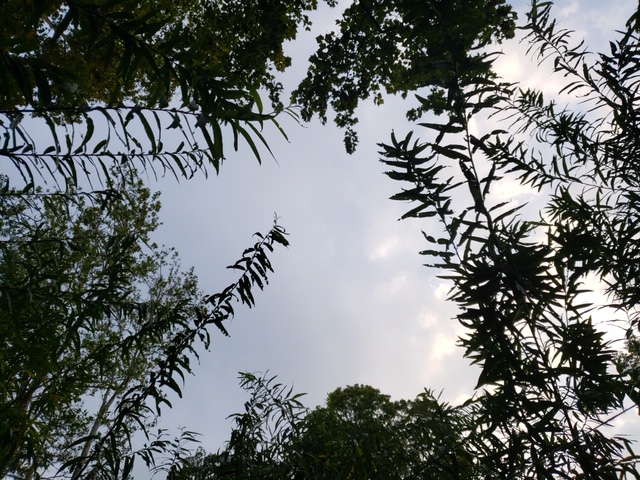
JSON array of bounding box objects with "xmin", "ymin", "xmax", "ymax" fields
[
  {"xmin": 1, "ymin": 0, "xmax": 296, "ymax": 190},
  {"xmin": 379, "ymin": 1, "xmax": 640, "ymax": 477},
  {"xmin": 58, "ymin": 220, "xmax": 289, "ymax": 479},
  {"xmin": 1, "ymin": 95, "xmax": 292, "ymax": 190}
]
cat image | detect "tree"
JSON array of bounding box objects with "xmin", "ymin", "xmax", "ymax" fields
[
  {"xmin": 0, "ymin": 172, "xmax": 189, "ymax": 477},
  {"xmin": 292, "ymin": 0, "xmax": 516, "ymax": 153},
  {"xmin": 291, "ymin": 385, "xmax": 478, "ymax": 479},
  {"xmin": 0, "ymin": 173, "xmax": 289, "ymax": 478},
  {"xmin": 1, "ymin": 1, "xmax": 307, "ymax": 476},
  {"xmin": 168, "ymin": 372, "xmax": 308, "ymax": 480},
  {"xmin": 374, "ymin": 1, "xmax": 640, "ymax": 477},
  {"xmin": 1, "ymin": 0, "xmax": 336, "ymax": 187},
  {"xmin": 171, "ymin": 375, "xmax": 479, "ymax": 479},
  {"xmin": 1, "ymin": 0, "xmax": 328, "ymax": 111}
]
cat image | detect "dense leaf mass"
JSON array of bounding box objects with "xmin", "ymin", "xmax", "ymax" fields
[
  {"xmin": 170, "ymin": 375, "xmax": 480, "ymax": 479},
  {"xmin": 0, "ymin": 173, "xmax": 195, "ymax": 476},
  {"xmin": 0, "ymin": 0, "xmax": 329, "ymax": 110},
  {"xmin": 0, "ymin": 175, "xmax": 289, "ymax": 478},
  {"xmin": 0, "ymin": 0, "xmax": 335, "ymax": 186},
  {"xmin": 378, "ymin": 1, "xmax": 640, "ymax": 477},
  {"xmin": 292, "ymin": 0, "xmax": 516, "ymax": 152}
]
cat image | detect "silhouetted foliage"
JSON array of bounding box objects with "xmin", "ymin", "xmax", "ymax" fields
[
  {"xmin": 1, "ymin": 1, "xmax": 303, "ymax": 476},
  {"xmin": 1, "ymin": 0, "xmax": 336, "ymax": 187},
  {"xmin": 379, "ymin": 0, "xmax": 640, "ymax": 476},
  {"xmin": 170, "ymin": 374, "xmax": 478, "ymax": 479},
  {"xmin": 293, "ymin": 0, "xmax": 516, "ymax": 152},
  {"xmin": 169, "ymin": 1, "xmax": 640, "ymax": 477},
  {"xmin": 0, "ymin": 173, "xmax": 289, "ymax": 478}
]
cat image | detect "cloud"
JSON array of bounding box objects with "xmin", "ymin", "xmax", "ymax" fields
[
  {"xmin": 428, "ymin": 331, "xmax": 458, "ymax": 362},
  {"xmin": 368, "ymin": 236, "xmax": 401, "ymax": 261},
  {"xmin": 557, "ymin": 1, "xmax": 579, "ymax": 17},
  {"xmin": 434, "ymin": 282, "xmax": 451, "ymax": 301}
]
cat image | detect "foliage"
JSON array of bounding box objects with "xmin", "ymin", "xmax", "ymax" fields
[
  {"xmin": 1, "ymin": 0, "xmax": 331, "ymax": 111},
  {"xmin": 171, "ymin": 375, "xmax": 480, "ymax": 480},
  {"xmin": 1, "ymin": 1, "xmax": 302, "ymax": 478},
  {"xmin": 0, "ymin": 174, "xmax": 289, "ymax": 479},
  {"xmin": 377, "ymin": 0, "xmax": 640, "ymax": 477},
  {"xmin": 292, "ymin": 0, "xmax": 516, "ymax": 153},
  {"xmin": 0, "ymin": 0, "xmax": 335, "ymax": 187},
  {"xmin": 151, "ymin": 1, "xmax": 640, "ymax": 477},
  {"xmin": 291, "ymin": 385, "xmax": 479, "ymax": 479},
  {"xmin": 168, "ymin": 372, "xmax": 308, "ymax": 480}
]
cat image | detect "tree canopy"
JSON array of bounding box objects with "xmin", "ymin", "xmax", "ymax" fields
[
  {"xmin": 292, "ymin": 0, "xmax": 516, "ymax": 152},
  {"xmin": 170, "ymin": 374, "xmax": 478, "ymax": 479},
  {"xmin": 376, "ymin": 1, "xmax": 640, "ymax": 477},
  {"xmin": 4, "ymin": 0, "xmax": 640, "ymax": 477},
  {"xmin": 1, "ymin": 0, "xmax": 330, "ymax": 111},
  {"xmin": 0, "ymin": 173, "xmax": 197, "ymax": 477},
  {"xmin": 1, "ymin": 0, "xmax": 336, "ymax": 186},
  {"xmin": 0, "ymin": 173, "xmax": 289, "ymax": 478}
]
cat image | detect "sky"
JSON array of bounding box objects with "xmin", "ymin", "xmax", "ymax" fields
[{"xmin": 4, "ymin": 0, "xmax": 634, "ymax": 476}]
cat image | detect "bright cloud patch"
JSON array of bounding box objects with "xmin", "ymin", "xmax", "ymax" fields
[
  {"xmin": 368, "ymin": 236, "xmax": 400, "ymax": 261},
  {"xmin": 428, "ymin": 332, "xmax": 458, "ymax": 362},
  {"xmin": 434, "ymin": 282, "xmax": 451, "ymax": 300}
]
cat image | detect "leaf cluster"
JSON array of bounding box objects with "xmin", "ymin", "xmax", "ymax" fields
[
  {"xmin": 0, "ymin": 0, "xmax": 331, "ymax": 187},
  {"xmin": 378, "ymin": 0, "xmax": 640, "ymax": 477},
  {"xmin": 170, "ymin": 376, "xmax": 481, "ymax": 479},
  {"xmin": 168, "ymin": 372, "xmax": 308, "ymax": 480},
  {"xmin": 1, "ymin": 0, "xmax": 328, "ymax": 110},
  {"xmin": 0, "ymin": 174, "xmax": 289, "ymax": 479},
  {"xmin": 292, "ymin": 0, "xmax": 516, "ymax": 152}
]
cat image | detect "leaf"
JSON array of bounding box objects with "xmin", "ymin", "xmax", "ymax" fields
[{"xmin": 52, "ymin": 7, "xmax": 76, "ymax": 42}]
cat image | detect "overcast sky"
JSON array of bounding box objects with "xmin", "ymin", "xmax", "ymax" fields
[{"xmin": 128, "ymin": 0, "xmax": 640, "ymax": 474}]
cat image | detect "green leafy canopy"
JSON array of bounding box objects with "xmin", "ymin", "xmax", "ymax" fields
[
  {"xmin": 170, "ymin": 374, "xmax": 479, "ymax": 479},
  {"xmin": 0, "ymin": 172, "xmax": 290, "ymax": 478},
  {"xmin": 379, "ymin": 1, "xmax": 640, "ymax": 476},
  {"xmin": 1, "ymin": 0, "xmax": 336, "ymax": 187},
  {"xmin": 292, "ymin": 0, "xmax": 516, "ymax": 153}
]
